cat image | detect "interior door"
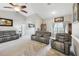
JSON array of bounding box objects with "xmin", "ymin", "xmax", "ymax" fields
[{"xmin": 68, "ymin": 23, "xmax": 72, "ymax": 35}]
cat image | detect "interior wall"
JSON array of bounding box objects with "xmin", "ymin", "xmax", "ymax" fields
[
  {"xmin": 45, "ymin": 15, "xmax": 72, "ymax": 35},
  {"xmin": 25, "ymin": 14, "xmax": 43, "ymax": 36},
  {"xmin": 72, "ymin": 23, "xmax": 79, "ymax": 38},
  {"xmin": 0, "ymin": 10, "xmax": 43, "ymax": 37},
  {"xmin": 72, "ymin": 23, "xmax": 79, "ymax": 55},
  {"xmin": 26, "ymin": 14, "xmax": 43, "ymax": 30},
  {"xmin": 64, "ymin": 15, "xmax": 72, "ymax": 33},
  {"xmin": 0, "ymin": 10, "xmax": 26, "ymax": 35},
  {"xmin": 45, "ymin": 18, "xmax": 54, "ymax": 36}
]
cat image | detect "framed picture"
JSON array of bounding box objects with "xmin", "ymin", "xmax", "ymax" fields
[
  {"xmin": 54, "ymin": 17, "xmax": 64, "ymax": 22},
  {"xmin": 73, "ymin": 3, "xmax": 79, "ymax": 23},
  {"xmin": 0, "ymin": 18, "xmax": 13, "ymax": 26},
  {"xmin": 28, "ymin": 24, "xmax": 35, "ymax": 28}
]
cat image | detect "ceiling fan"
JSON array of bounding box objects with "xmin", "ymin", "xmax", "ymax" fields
[
  {"xmin": 4, "ymin": 3, "xmax": 27, "ymax": 13},
  {"xmin": 47, "ymin": 3, "xmax": 52, "ymax": 5}
]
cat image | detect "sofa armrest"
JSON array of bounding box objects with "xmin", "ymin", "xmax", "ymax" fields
[
  {"xmin": 64, "ymin": 41, "xmax": 71, "ymax": 46},
  {"xmin": 51, "ymin": 39, "xmax": 57, "ymax": 42},
  {"xmin": 32, "ymin": 34, "xmax": 36, "ymax": 36},
  {"xmin": 31, "ymin": 35, "xmax": 37, "ymax": 40},
  {"xmin": 51, "ymin": 39, "xmax": 57, "ymax": 48},
  {"xmin": 0, "ymin": 38, "xmax": 3, "ymax": 43},
  {"xmin": 64, "ymin": 41, "xmax": 71, "ymax": 55}
]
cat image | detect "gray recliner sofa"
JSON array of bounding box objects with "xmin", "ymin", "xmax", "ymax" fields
[
  {"xmin": 31, "ymin": 31, "xmax": 51, "ymax": 44},
  {"xmin": 0, "ymin": 30, "xmax": 19, "ymax": 43},
  {"xmin": 51, "ymin": 33, "xmax": 72, "ymax": 55}
]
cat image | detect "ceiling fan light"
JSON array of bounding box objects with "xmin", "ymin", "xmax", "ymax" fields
[
  {"xmin": 14, "ymin": 7, "xmax": 21, "ymax": 11},
  {"xmin": 52, "ymin": 11, "xmax": 56, "ymax": 15},
  {"xmin": 1, "ymin": 19, "xmax": 5, "ymax": 22}
]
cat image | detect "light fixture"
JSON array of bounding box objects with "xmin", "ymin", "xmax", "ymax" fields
[
  {"xmin": 47, "ymin": 3, "xmax": 52, "ymax": 5},
  {"xmin": 1, "ymin": 19, "xmax": 5, "ymax": 22},
  {"xmin": 14, "ymin": 7, "xmax": 21, "ymax": 12},
  {"xmin": 52, "ymin": 11, "xmax": 56, "ymax": 15}
]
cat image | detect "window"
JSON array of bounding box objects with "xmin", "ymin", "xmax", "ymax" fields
[{"xmin": 54, "ymin": 22, "xmax": 65, "ymax": 34}]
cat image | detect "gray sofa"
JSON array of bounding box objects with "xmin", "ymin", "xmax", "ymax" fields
[
  {"xmin": 0, "ymin": 30, "xmax": 19, "ymax": 43},
  {"xmin": 31, "ymin": 31, "xmax": 51, "ymax": 44},
  {"xmin": 51, "ymin": 33, "xmax": 72, "ymax": 55}
]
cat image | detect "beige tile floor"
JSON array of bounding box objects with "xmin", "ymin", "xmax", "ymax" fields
[{"xmin": 0, "ymin": 36, "xmax": 65, "ymax": 56}]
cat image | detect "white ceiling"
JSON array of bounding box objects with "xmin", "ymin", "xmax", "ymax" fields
[{"xmin": 0, "ymin": 3, "xmax": 73, "ymax": 19}]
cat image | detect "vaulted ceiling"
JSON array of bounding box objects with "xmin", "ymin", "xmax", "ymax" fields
[{"xmin": 0, "ymin": 3, "xmax": 73, "ymax": 19}]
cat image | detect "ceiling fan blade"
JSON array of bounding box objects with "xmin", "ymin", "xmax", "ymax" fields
[
  {"xmin": 21, "ymin": 5, "xmax": 27, "ymax": 8},
  {"xmin": 21, "ymin": 10, "xmax": 27, "ymax": 13},
  {"xmin": 9, "ymin": 3, "xmax": 15, "ymax": 6},
  {"xmin": 4, "ymin": 7, "xmax": 12, "ymax": 8}
]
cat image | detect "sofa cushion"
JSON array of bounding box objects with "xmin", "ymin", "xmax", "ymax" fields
[
  {"xmin": 43, "ymin": 33, "xmax": 51, "ymax": 37},
  {"xmin": 52, "ymin": 41, "xmax": 65, "ymax": 53},
  {"xmin": 0, "ymin": 30, "xmax": 19, "ymax": 43},
  {"xmin": 0, "ymin": 38, "xmax": 3, "ymax": 43},
  {"xmin": 44, "ymin": 32, "xmax": 51, "ymax": 36},
  {"xmin": 35, "ymin": 31, "xmax": 43, "ymax": 37},
  {"xmin": 56, "ymin": 33, "xmax": 71, "ymax": 42},
  {"xmin": 0, "ymin": 31, "xmax": 3, "ymax": 37},
  {"xmin": 3, "ymin": 31, "xmax": 11, "ymax": 36},
  {"xmin": 3, "ymin": 36, "xmax": 11, "ymax": 41},
  {"xmin": 9, "ymin": 31, "xmax": 16, "ymax": 35},
  {"xmin": 11, "ymin": 34, "xmax": 19, "ymax": 39},
  {"xmin": 3, "ymin": 34, "xmax": 11, "ymax": 37},
  {"xmin": 31, "ymin": 31, "xmax": 51, "ymax": 44}
]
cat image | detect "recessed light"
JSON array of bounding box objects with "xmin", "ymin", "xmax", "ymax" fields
[{"xmin": 52, "ymin": 11, "xmax": 56, "ymax": 15}]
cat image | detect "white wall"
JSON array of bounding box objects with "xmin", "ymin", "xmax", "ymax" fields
[
  {"xmin": 45, "ymin": 18, "xmax": 54, "ymax": 36},
  {"xmin": 0, "ymin": 10, "xmax": 26, "ymax": 35},
  {"xmin": 72, "ymin": 23, "xmax": 79, "ymax": 55},
  {"xmin": 26, "ymin": 14, "xmax": 43, "ymax": 30},
  {"xmin": 72, "ymin": 23, "xmax": 79, "ymax": 38},
  {"xmin": 64, "ymin": 15, "xmax": 72, "ymax": 23},
  {"xmin": 25, "ymin": 14, "xmax": 43, "ymax": 37},
  {"xmin": 0, "ymin": 10, "xmax": 26, "ymax": 26}
]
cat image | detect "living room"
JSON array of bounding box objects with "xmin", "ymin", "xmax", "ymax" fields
[{"xmin": 0, "ymin": 3, "xmax": 78, "ymax": 56}]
